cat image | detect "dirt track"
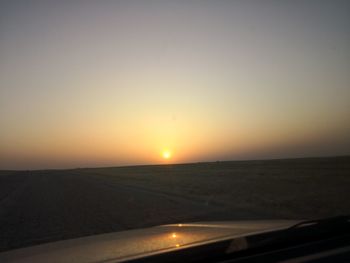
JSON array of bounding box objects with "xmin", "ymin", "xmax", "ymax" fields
[{"xmin": 0, "ymin": 156, "xmax": 349, "ymax": 252}]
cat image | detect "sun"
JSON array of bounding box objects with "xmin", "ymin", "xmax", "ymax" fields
[{"xmin": 162, "ymin": 150, "xmax": 172, "ymax": 160}]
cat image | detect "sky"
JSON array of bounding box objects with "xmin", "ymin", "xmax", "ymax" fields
[{"xmin": 1, "ymin": 0, "xmax": 349, "ymax": 170}]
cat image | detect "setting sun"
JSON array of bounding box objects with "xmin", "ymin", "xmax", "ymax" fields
[{"xmin": 162, "ymin": 150, "xmax": 172, "ymax": 160}]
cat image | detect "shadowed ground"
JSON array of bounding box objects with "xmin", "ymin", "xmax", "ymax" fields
[{"xmin": 0, "ymin": 156, "xmax": 349, "ymax": 252}]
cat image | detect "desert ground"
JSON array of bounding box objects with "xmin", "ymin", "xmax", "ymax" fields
[{"xmin": 0, "ymin": 156, "xmax": 349, "ymax": 252}]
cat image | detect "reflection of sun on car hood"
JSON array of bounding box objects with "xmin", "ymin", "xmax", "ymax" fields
[{"xmin": 0, "ymin": 220, "xmax": 301, "ymax": 262}]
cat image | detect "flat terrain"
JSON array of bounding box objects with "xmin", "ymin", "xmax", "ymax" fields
[{"xmin": 0, "ymin": 156, "xmax": 349, "ymax": 252}]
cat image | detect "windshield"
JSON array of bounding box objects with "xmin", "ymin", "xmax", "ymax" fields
[{"xmin": 0, "ymin": 0, "xmax": 349, "ymax": 253}]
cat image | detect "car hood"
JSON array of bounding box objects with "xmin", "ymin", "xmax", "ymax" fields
[{"xmin": 0, "ymin": 220, "xmax": 301, "ymax": 263}]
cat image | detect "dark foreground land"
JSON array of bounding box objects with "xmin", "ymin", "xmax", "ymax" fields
[{"xmin": 0, "ymin": 156, "xmax": 349, "ymax": 252}]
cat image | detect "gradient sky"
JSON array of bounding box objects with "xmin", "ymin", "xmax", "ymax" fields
[{"xmin": 1, "ymin": 0, "xmax": 349, "ymax": 169}]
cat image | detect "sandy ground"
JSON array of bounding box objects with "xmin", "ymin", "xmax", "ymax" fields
[{"xmin": 0, "ymin": 156, "xmax": 349, "ymax": 252}]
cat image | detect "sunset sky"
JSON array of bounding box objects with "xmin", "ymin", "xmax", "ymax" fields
[{"xmin": 1, "ymin": 0, "xmax": 349, "ymax": 169}]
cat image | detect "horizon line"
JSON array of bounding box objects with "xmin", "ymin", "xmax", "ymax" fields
[{"xmin": 1, "ymin": 154, "xmax": 349, "ymax": 172}]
